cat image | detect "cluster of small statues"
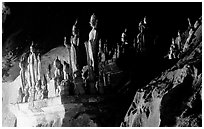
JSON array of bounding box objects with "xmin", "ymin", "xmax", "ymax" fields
[
  {"xmin": 18, "ymin": 43, "xmax": 48, "ymax": 103},
  {"xmin": 16, "ymin": 14, "xmax": 156, "ymax": 103},
  {"xmin": 167, "ymin": 17, "xmax": 202, "ymax": 59},
  {"xmin": 17, "ymin": 13, "xmax": 201, "ymax": 104}
]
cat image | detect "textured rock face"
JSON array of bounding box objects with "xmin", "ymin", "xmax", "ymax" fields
[
  {"xmin": 9, "ymin": 96, "xmax": 119, "ymax": 127},
  {"xmin": 121, "ymin": 20, "xmax": 202, "ymax": 127}
]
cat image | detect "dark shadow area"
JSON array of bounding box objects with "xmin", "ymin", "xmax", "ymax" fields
[{"xmin": 160, "ymin": 75, "xmax": 194, "ymax": 126}]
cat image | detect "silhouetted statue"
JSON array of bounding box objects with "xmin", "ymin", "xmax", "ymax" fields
[
  {"xmin": 187, "ymin": 17, "xmax": 192, "ymax": 29},
  {"xmin": 64, "ymin": 36, "xmax": 69, "ymax": 48},
  {"xmin": 98, "ymin": 39, "xmax": 106, "ymax": 63},
  {"xmin": 97, "ymin": 39, "xmax": 105, "ymax": 94},
  {"xmin": 64, "ymin": 36, "xmax": 73, "ymax": 81},
  {"xmin": 28, "ymin": 83, "xmax": 35, "ymax": 105},
  {"xmin": 42, "ymin": 74, "xmax": 48, "ymax": 99},
  {"xmin": 37, "ymin": 53, "xmax": 41, "ymax": 81},
  {"xmin": 103, "ymin": 41, "xmax": 108, "ymax": 60},
  {"xmin": 121, "ymin": 28, "xmax": 128, "ymax": 54},
  {"xmin": 175, "ymin": 31, "xmax": 181, "ymax": 58},
  {"xmin": 74, "ymin": 69, "xmax": 85, "ymax": 95},
  {"xmin": 23, "ymin": 85, "xmax": 29, "ymax": 102},
  {"xmin": 70, "ymin": 20, "xmax": 80, "ymax": 75},
  {"xmin": 54, "ymin": 57, "xmax": 63, "ymax": 95},
  {"xmin": 62, "ymin": 61, "xmax": 70, "ymax": 80},
  {"xmin": 27, "ymin": 42, "xmax": 37, "ymax": 104},
  {"xmin": 168, "ymin": 38, "xmax": 176, "ymax": 59},
  {"xmin": 19, "ymin": 57, "xmax": 26, "ymax": 91},
  {"xmin": 116, "ymin": 42, "xmax": 120, "ymax": 59},
  {"xmin": 35, "ymin": 80, "xmax": 43, "ymax": 100},
  {"xmin": 193, "ymin": 17, "xmax": 201, "ymax": 29},
  {"xmin": 87, "ymin": 63, "xmax": 97, "ymax": 94},
  {"xmin": 17, "ymin": 87, "xmax": 24, "ymax": 103},
  {"xmin": 86, "ymin": 13, "xmax": 99, "ymax": 75},
  {"xmin": 27, "ymin": 42, "xmax": 37, "ymax": 87},
  {"xmin": 137, "ymin": 16, "xmax": 147, "ymax": 52}
]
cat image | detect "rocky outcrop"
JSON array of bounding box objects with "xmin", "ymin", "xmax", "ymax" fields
[
  {"xmin": 9, "ymin": 95, "xmax": 121, "ymax": 127},
  {"xmin": 121, "ymin": 18, "xmax": 202, "ymax": 127}
]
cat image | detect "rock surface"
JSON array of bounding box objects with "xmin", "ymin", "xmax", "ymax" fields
[
  {"xmin": 9, "ymin": 95, "xmax": 123, "ymax": 127},
  {"xmin": 121, "ymin": 20, "xmax": 202, "ymax": 127}
]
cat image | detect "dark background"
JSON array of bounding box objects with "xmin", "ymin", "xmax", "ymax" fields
[{"xmin": 3, "ymin": 2, "xmax": 202, "ymax": 52}]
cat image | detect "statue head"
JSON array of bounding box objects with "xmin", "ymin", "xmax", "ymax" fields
[
  {"xmin": 99, "ymin": 39, "xmax": 102, "ymax": 49},
  {"xmin": 19, "ymin": 62, "xmax": 22, "ymax": 69},
  {"xmin": 64, "ymin": 36, "xmax": 67, "ymax": 44},
  {"xmin": 90, "ymin": 13, "xmax": 98, "ymax": 28},
  {"xmin": 37, "ymin": 53, "xmax": 41, "ymax": 60},
  {"xmin": 72, "ymin": 19, "xmax": 79, "ymax": 35},
  {"xmin": 138, "ymin": 21, "xmax": 142, "ymax": 31},
  {"xmin": 172, "ymin": 38, "xmax": 175, "ymax": 44},
  {"xmin": 121, "ymin": 28, "xmax": 127, "ymax": 42},
  {"xmin": 178, "ymin": 30, "xmax": 180, "ymax": 36},
  {"xmin": 30, "ymin": 41, "xmax": 35, "ymax": 53},
  {"xmin": 143, "ymin": 16, "xmax": 147, "ymax": 24},
  {"xmin": 124, "ymin": 28, "xmax": 127, "ymax": 33}
]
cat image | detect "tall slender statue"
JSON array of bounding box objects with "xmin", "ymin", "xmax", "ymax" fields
[
  {"xmin": 27, "ymin": 42, "xmax": 37, "ymax": 88},
  {"xmin": 98, "ymin": 39, "xmax": 106, "ymax": 63},
  {"xmin": 168, "ymin": 38, "xmax": 176, "ymax": 59},
  {"xmin": 86, "ymin": 13, "xmax": 99, "ymax": 73},
  {"xmin": 64, "ymin": 36, "xmax": 73, "ymax": 81},
  {"xmin": 19, "ymin": 56, "xmax": 26, "ymax": 91},
  {"xmin": 121, "ymin": 28, "xmax": 128, "ymax": 54},
  {"xmin": 42, "ymin": 74, "xmax": 48, "ymax": 99},
  {"xmin": 137, "ymin": 16, "xmax": 147, "ymax": 52},
  {"xmin": 27, "ymin": 42, "xmax": 38, "ymax": 104},
  {"xmin": 53, "ymin": 56, "xmax": 63, "ymax": 95},
  {"xmin": 70, "ymin": 19, "xmax": 80, "ymax": 77},
  {"xmin": 63, "ymin": 61, "xmax": 70, "ymax": 80},
  {"xmin": 37, "ymin": 53, "xmax": 41, "ymax": 81}
]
